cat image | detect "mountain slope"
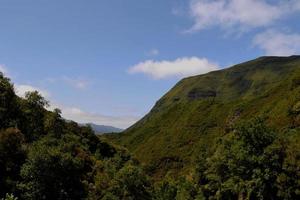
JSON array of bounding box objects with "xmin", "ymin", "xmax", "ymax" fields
[
  {"xmin": 86, "ymin": 123, "xmax": 123, "ymax": 134},
  {"xmin": 113, "ymin": 56, "xmax": 300, "ymax": 178}
]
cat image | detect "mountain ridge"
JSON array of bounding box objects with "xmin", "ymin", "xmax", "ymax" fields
[
  {"xmin": 111, "ymin": 55, "xmax": 300, "ymax": 178},
  {"xmin": 85, "ymin": 123, "xmax": 123, "ymax": 134}
]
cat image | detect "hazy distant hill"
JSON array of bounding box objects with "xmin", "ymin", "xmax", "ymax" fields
[
  {"xmin": 85, "ymin": 123, "xmax": 123, "ymax": 134},
  {"xmin": 112, "ymin": 55, "xmax": 300, "ymax": 177}
]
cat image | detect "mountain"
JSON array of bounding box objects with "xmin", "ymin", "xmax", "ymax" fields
[
  {"xmin": 86, "ymin": 123, "xmax": 123, "ymax": 134},
  {"xmin": 1, "ymin": 57, "xmax": 299, "ymax": 199},
  {"xmin": 112, "ymin": 56, "xmax": 300, "ymax": 178}
]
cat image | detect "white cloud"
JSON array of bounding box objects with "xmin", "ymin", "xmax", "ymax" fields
[
  {"xmin": 128, "ymin": 57, "xmax": 219, "ymax": 79},
  {"xmin": 62, "ymin": 76, "xmax": 89, "ymax": 90},
  {"xmin": 51, "ymin": 104, "xmax": 139, "ymax": 129},
  {"xmin": 253, "ymin": 30, "xmax": 300, "ymax": 56},
  {"xmin": 147, "ymin": 49, "xmax": 159, "ymax": 56},
  {"xmin": 187, "ymin": 0, "xmax": 300, "ymax": 32},
  {"xmin": 0, "ymin": 64, "xmax": 7, "ymax": 75},
  {"xmin": 3, "ymin": 66, "xmax": 134, "ymax": 128},
  {"xmin": 296, "ymin": 1, "xmax": 300, "ymax": 10},
  {"xmin": 14, "ymin": 83, "xmax": 138, "ymax": 129},
  {"xmin": 15, "ymin": 84, "xmax": 50, "ymax": 98}
]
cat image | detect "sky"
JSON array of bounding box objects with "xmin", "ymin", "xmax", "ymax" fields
[{"xmin": 0, "ymin": 0, "xmax": 300, "ymax": 129}]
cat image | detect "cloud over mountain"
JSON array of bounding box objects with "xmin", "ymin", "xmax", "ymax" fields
[
  {"xmin": 15, "ymin": 84, "xmax": 50, "ymax": 98},
  {"xmin": 14, "ymin": 82, "xmax": 137, "ymax": 129},
  {"xmin": 188, "ymin": 0, "xmax": 300, "ymax": 32},
  {"xmin": 253, "ymin": 30, "xmax": 300, "ymax": 56},
  {"xmin": 56, "ymin": 105, "xmax": 139, "ymax": 129},
  {"xmin": 0, "ymin": 64, "xmax": 7, "ymax": 75},
  {"xmin": 128, "ymin": 57, "xmax": 219, "ymax": 79}
]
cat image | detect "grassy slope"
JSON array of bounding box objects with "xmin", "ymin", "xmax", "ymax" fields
[{"xmin": 110, "ymin": 56, "xmax": 300, "ymax": 178}]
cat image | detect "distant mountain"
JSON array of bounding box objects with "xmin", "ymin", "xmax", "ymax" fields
[
  {"xmin": 85, "ymin": 123, "xmax": 123, "ymax": 134},
  {"xmin": 112, "ymin": 55, "xmax": 300, "ymax": 178}
]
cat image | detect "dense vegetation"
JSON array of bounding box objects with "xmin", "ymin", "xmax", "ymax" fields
[
  {"xmin": 1, "ymin": 56, "xmax": 300, "ymax": 200},
  {"xmin": 0, "ymin": 72, "xmax": 152, "ymax": 199},
  {"xmin": 113, "ymin": 56, "xmax": 300, "ymax": 178}
]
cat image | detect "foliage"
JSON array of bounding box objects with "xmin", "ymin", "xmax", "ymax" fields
[
  {"xmin": 154, "ymin": 177, "xmax": 203, "ymax": 200},
  {"xmin": 0, "ymin": 72, "xmax": 18, "ymax": 128},
  {"xmin": 88, "ymin": 148, "xmax": 153, "ymax": 200},
  {"xmin": 0, "ymin": 128, "xmax": 25, "ymax": 197},
  {"xmin": 1, "ymin": 194, "xmax": 18, "ymax": 200},
  {"xmin": 197, "ymin": 118, "xmax": 300, "ymax": 199},
  {"xmin": 0, "ymin": 72, "xmax": 150, "ymax": 200},
  {"xmin": 17, "ymin": 91, "xmax": 49, "ymax": 141},
  {"xmin": 112, "ymin": 56, "xmax": 300, "ymax": 179},
  {"xmin": 1, "ymin": 57, "xmax": 300, "ymax": 199},
  {"xmin": 44, "ymin": 108, "xmax": 65, "ymax": 138},
  {"xmin": 18, "ymin": 136, "xmax": 88, "ymax": 200}
]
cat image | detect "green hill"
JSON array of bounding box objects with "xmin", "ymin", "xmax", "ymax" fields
[
  {"xmin": 83, "ymin": 123, "xmax": 123, "ymax": 134},
  {"xmin": 1, "ymin": 57, "xmax": 300, "ymax": 199},
  {"xmin": 0, "ymin": 72, "xmax": 151, "ymax": 200},
  {"xmin": 113, "ymin": 56, "xmax": 300, "ymax": 178}
]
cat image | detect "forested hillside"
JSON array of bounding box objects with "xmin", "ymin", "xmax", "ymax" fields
[
  {"xmin": 111, "ymin": 56, "xmax": 300, "ymax": 199},
  {"xmin": 1, "ymin": 56, "xmax": 300, "ymax": 200},
  {"xmin": 115, "ymin": 56, "xmax": 300, "ymax": 174},
  {"xmin": 0, "ymin": 72, "xmax": 153, "ymax": 200}
]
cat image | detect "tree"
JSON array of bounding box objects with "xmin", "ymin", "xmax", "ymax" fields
[
  {"xmin": 112, "ymin": 164, "xmax": 152, "ymax": 200},
  {"xmin": 44, "ymin": 108, "xmax": 65, "ymax": 138},
  {"xmin": 89, "ymin": 154, "xmax": 152, "ymax": 200},
  {"xmin": 154, "ymin": 177, "xmax": 203, "ymax": 200},
  {"xmin": 0, "ymin": 73, "xmax": 18, "ymax": 128},
  {"xmin": 25, "ymin": 91, "xmax": 49, "ymax": 108},
  {"xmin": 1, "ymin": 194, "xmax": 18, "ymax": 200},
  {"xmin": 18, "ymin": 137, "xmax": 88, "ymax": 200},
  {"xmin": 275, "ymin": 130, "xmax": 300, "ymax": 199},
  {"xmin": 0, "ymin": 128, "xmax": 25, "ymax": 198},
  {"xmin": 154, "ymin": 179, "xmax": 177, "ymax": 200},
  {"xmin": 18, "ymin": 91, "xmax": 49, "ymax": 141},
  {"xmin": 199, "ymin": 118, "xmax": 288, "ymax": 199}
]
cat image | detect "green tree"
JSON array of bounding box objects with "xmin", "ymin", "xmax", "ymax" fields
[
  {"xmin": 0, "ymin": 73, "xmax": 18, "ymax": 128},
  {"xmin": 154, "ymin": 177, "xmax": 203, "ymax": 200},
  {"xmin": 44, "ymin": 108, "xmax": 65, "ymax": 137},
  {"xmin": 0, "ymin": 128, "xmax": 25, "ymax": 198},
  {"xmin": 199, "ymin": 118, "xmax": 287, "ymax": 199},
  {"xmin": 25, "ymin": 91, "xmax": 49, "ymax": 108},
  {"xmin": 1, "ymin": 194, "xmax": 18, "ymax": 200},
  {"xmin": 89, "ymin": 155, "xmax": 152, "ymax": 200},
  {"xmin": 18, "ymin": 91, "xmax": 49, "ymax": 141},
  {"xmin": 275, "ymin": 130, "xmax": 300, "ymax": 199},
  {"xmin": 154, "ymin": 179, "xmax": 177, "ymax": 200},
  {"xmin": 18, "ymin": 137, "xmax": 88, "ymax": 200},
  {"xmin": 112, "ymin": 164, "xmax": 152, "ymax": 200}
]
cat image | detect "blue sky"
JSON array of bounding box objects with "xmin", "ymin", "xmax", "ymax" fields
[{"xmin": 1, "ymin": 0, "xmax": 300, "ymax": 128}]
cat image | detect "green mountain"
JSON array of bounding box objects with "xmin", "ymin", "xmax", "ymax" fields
[
  {"xmin": 1, "ymin": 57, "xmax": 300, "ymax": 199},
  {"xmin": 113, "ymin": 56, "xmax": 300, "ymax": 178},
  {"xmin": 83, "ymin": 123, "xmax": 123, "ymax": 134}
]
